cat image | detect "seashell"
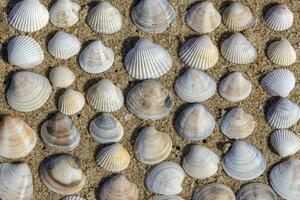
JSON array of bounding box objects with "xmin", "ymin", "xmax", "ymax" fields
[
  {"xmin": 79, "ymin": 40, "xmax": 114, "ymax": 73},
  {"xmin": 156, "ymin": 195, "xmax": 184, "ymax": 200},
  {"xmin": 98, "ymin": 175, "xmax": 138, "ymax": 200},
  {"xmin": 96, "ymin": 143, "xmax": 130, "ymax": 172},
  {"xmin": 222, "ymin": 2, "xmax": 256, "ymax": 31},
  {"xmin": 8, "ymin": 0, "xmax": 49, "ymax": 32},
  {"xmin": 174, "ymin": 68, "xmax": 216, "ymax": 102},
  {"xmin": 62, "ymin": 196, "xmax": 86, "ymax": 200},
  {"xmin": 220, "ymin": 108, "xmax": 255, "ymax": 139},
  {"xmin": 58, "ymin": 89, "xmax": 85, "ymax": 115},
  {"xmin": 221, "ymin": 32, "xmax": 257, "ymax": 64},
  {"xmin": 267, "ymin": 39, "xmax": 296, "ymax": 66},
  {"xmin": 86, "ymin": 79, "xmax": 124, "ymax": 112},
  {"xmin": 261, "ymin": 68, "xmax": 295, "ymax": 97},
  {"xmin": 41, "ymin": 112, "xmax": 80, "ymax": 151},
  {"xmin": 7, "ymin": 35, "xmax": 44, "ymax": 69},
  {"xmin": 6, "ymin": 71, "xmax": 52, "ymax": 112},
  {"xmin": 266, "ymin": 97, "xmax": 300, "ymax": 129},
  {"xmin": 131, "ymin": 0, "xmax": 176, "ymax": 33},
  {"xmin": 222, "ymin": 140, "xmax": 266, "ymax": 181},
  {"xmin": 145, "ymin": 161, "xmax": 185, "ymax": 195},
  {"xmin": 186, "ymin": 1, "xmax": 221, "ymax": 33},
  {"xmin": 126, "ymin": 79, "xmax": 173, "ymax": 120},
  {"xmin": 0, "ymin": 162, "xmax": 33, "ymax": 200},
  {"xmin": 89, "ymin": 113, "xmax": 124, "ymax": 144},
  {"xmin": 192, "ymin": 183, "xmax": 235, "ymax": 200},
  {"xmin": 124, "ymin": 38, "xmax": 172, "ymax": 80},
  {"xmin": 87, "ymin": 2, "xmax": 122, "ymax": 34},
  {"xmin": 236, "ymin": 183, "xmax": 278, "ymax": 200},
  {"xmin": 175, "ymin": 103, "xmax": 215, "ymax": 141},
  {"xmin": 134, "ymin": 126, "xmax": 172, "ymax": 165},
  {"xmin": 48, "ymin": 31, "xmax": 81, "ymax": 59},
  {"xmin": 40, "ymin": 154, "xmax": 86, "ymax": 195},
  {"xmin": 270, "ymin": 129, "xmax": 300, "ymax": 157},
  {"xmin": 49, "ymin": 66, "xmax": 75, "ymax": 88},
  {"xmin": 182, "ymin": 144, "xmax": 219, "ymax": 179},
  {"xmin": 179, "ymin": 35, "xmax": 218, "ymax": 70},
  {"xmin": 264, "ymin": 4, "xmax": 294, "ymax": 31}
]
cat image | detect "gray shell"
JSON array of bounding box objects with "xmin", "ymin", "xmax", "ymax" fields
[{"xmin": 236, "ymin": 183, "xmax": 278, "ymax": 200}]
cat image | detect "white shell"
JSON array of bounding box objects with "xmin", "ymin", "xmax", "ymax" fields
[
  {"xmin": 264, "ymin": 4, "xmax": 294, "ymax": 31},
  {"xmin": 236, "ymin": 183, "xmax": 278, "ymax": 200},
  {"xmin": 221, "ymin": 32, "xmax": 257, "ymax": 64},
  {"xmin": 62, "ymin": 196, "xmax": 86, "ymax": 200},
  {"xmin": 49, "ymin": 66, "xmax": 75, "ymax": 88},
  {"xmin": 192, "ymin": 183, "xmax": 235, "ymax": 200},
  {"xmin": 8, "ymin": 0, "xmax": 49, "ymax": 32},
  {"xmin": 58, "ymin": 89, "xmax": 85, "ymax": 115},
  {"xmin": 267, "ymin": 39, "xmax": 296, "ymax": 66},
  {"xmin": 156, "ymin": 195, "xmax": 184, "ymax": 200}
]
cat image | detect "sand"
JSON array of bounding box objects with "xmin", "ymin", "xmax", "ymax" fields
[{"xmin": 0, "ymin": 0, "xmax": 299, "ymax": 199}]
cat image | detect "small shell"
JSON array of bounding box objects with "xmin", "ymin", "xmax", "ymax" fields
[
  {"xmin": 87, "ymin": 2, "xmax": 122, "ymax": 34},
  {"xmin": 186, "ymin": 1, "xmax": 221, "ymax": 33},
  {"xmin": 8, "ymin": 0, "xmax": 49, "ymax": 32},
  {"xmin": 221, "ymin": 32, "xmax": 257, "ymax": 64},
  {"xmin": 192, "ymin": 183, "xmax": 235, "ymax": 200},
  {"xmin": 126, "ymin": 79, "xmax": 173, "ymax": 120},
  {"xmin": 134, "ymin": 126, "xmax": 172, "ymax": 165},
  {"xmin": 89, "ymin": 113, "xmax": 124, "ymax": 144},
  {"xmin": 236, "ymin": 183, "xmax": 278, "ymax": 200},
  {"xmin": 125, "ymin": 38, "xmax": 172, "ymax": 80},
  {"xmin": 156, "ymin": 195, "xmax": 184, "ymax": 200},
  {"xmin": 58, "ymin": 89, "xmax": 85, "ymax": 115},
  {"xmin": 174, "ymin": 68, "xmax": 216, "ymax": 102},
  {"xmin": 62, "ymin": 196, "xmax": 86, "ymax": 200},
  {"xmin": 40, "ymin": 154, "xmax": 86, "ymax": 195},
  {"xmin": 131, "ymin": 0, "xmax": 176, "ymax": 33},
  {"xmin": 267, "ymin": 39, "xmax": 296, "ymax": 66},
  {"xmin": 175, "ymin": 103, "xmax": 215, "ymax": 141},
  {"xmin": 49, "ymin": 66, "xmax": 75, "ymax": 88},
  {"xmin": 264, "ymin": 4, "xmax": 294, "ymax": 31},
  {"xmin": 86, "ymin": 79, "xmax": 124, "ymax": 112},
  {"xmin": 145, "ymin": 161, "xmax": 185, "ymax": 195},
  {"xmin": 96, "ymin": 143, "xmax": 130, "ymax": 172},
  {"xmin": 48, "ymin": 31, "xmax": 81, "ymax": 59}
]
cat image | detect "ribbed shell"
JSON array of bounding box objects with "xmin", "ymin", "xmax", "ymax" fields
[
  {"xmin": 49, "ymin": 66, "xmax": 75, "ymax": 88},
  {"xmin": 236, "ymin": 183, "xmax": 278, "ymax": 200},
  {"xmin": 58, "ymin": 89, "xmax": 85, "ymax": 115},
  {"xmin": 264, "ymin": 4, "xmax": 294, "ymax": 31},
  {"xmin": 267, "ymin": 39, "xmax": 296, "ymax": 66},
  {"xmin": 62, "ymin": 196, "xmax": 86, "ymax": 200},
  {"xmin": 192, "ymin": 183, "xmax": 235, "ymax": 200},
  {"xmin": 156, "ymin": 195, "xmax": 184, "ymax": 200}
]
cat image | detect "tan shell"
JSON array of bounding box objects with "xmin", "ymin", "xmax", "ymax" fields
[
  {"xmin": 49, "ymin": 66, "xmax": 75, "ymax": 88},
  {"xmin": 267, "ymin": 38, "xmax": 296, "ymax": 66},
  {"xmin": 58, "ymin": 89, "xmax": 85, "ymax": 115},
  {"xmin": 192, "ymin": 183, "xmax": 235, "ymax": 200}
]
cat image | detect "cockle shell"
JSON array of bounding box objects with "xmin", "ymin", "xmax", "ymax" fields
[
  {"xmin": 8, "ymin": 0, "xmax": 49, "ymax": 32},
  {"xmin": 62, "ymin": 196, "xmax": 86, "ymax": 200},
  {"xmin": 192, "ymin": 183, "xmax": 235, "ymax": 200},
  {"xmin": 221, "ymin": 32, "xmax": 257, "ymax": 64},
  {"xmin": 131, "ymin": 0, "xmax": 176, "ymax": 33},
  {"xmin": 96, "ymin": 143, "xmax": 130, "ymax": 172},
  {"xmin": 267, "ymin": 39, "xmax": 296, "ymax": 66},
  {"xmin": 58, "ymin": 89, "xmax": 85, "ymax": 115},
  {"xmin": 134, "ymin": 126, "xmax": 172, "ymax": 165},
  {"xmin": 264, "ymin": 4, "xmax": 294, "ymax": 31},
  {"xmin": 49, "ymin": 66, "xmax": 75, "ymax": 88},
  {"xmin": 6, "ymin": 71, "xmax": 52, "ymax": 112},
  {"xmin": 175, "ymin": 103, "xmax": 215, "ymax": 141},
  {"xmin": 156, "ymin": 195, "xmax": 184, "ymax": 200},
  {"xmin": 145, "ymin": 161, "xmax": 185, "ymax": 195},
  {"xmin": 40, "ymin": 154, "xmax": 86, "ymax": 195},
  {"xmin": 236, "ymin": 183, "xmax": 278, "ymax": 200},
  {"xmin": 126, "ymin": 79, "xmax": 173, "ymax": 120},
  {"xmin": 124, "ymin": 38, "xmax": 172, "ymax": 80},
  {"xmin": 222, "ymin": 140, "xmax": 266, "ymax": 181},
  {"xmin": 186, "ymin": 1, "xmax": 221, "ymax": 33}
]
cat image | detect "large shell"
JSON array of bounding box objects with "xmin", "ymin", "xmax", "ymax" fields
[
  {"xmin": 49, "ymin": 66, "xmax": 75, "ymax": 88},
  {"xmin": 58, "ymin": 89, "xmax": 85, "ymax": 115},
  {"xmin": 145, "ymin": 161, "xmax": 185, "ymax": 195},
  {"xmin": 175, "ymin": 103, "xmax": 215, "ymax": 141},
  {"xmin": 124, "ymin": 38, "xmax": 172, "ymax": 80},
  {"xmin": 264, "ymin": 4, "xmax": 294, "ymax": 31},
  {"xmin": 267, "ymin": 39, "xmax": 296, "ymax": 66},
  {"xmin": 6, "ymin": 71, "xmax": 52, "ymax": 112},
  {"xmin": 126, "ymin": 79, "xmax": 173, "ymax": 120},
  {"xmin": 8, "ymin": 0, "xmax": 49, "ymax": 32},
  {"xmin": 62, "ymin": 196, "xmax": 86, "ymax": 200},
  {"xmin": 134, "ymin": 126, "xmax": 172, "ymax": 165},
  {"xmin": 86, "ymin": 79, "xmax": 124, "ymax": 112},
  {"xmin": 192, "ymin": 183, "xmax": 235, "ymax": 200},
  {"xmin": 156, "ymin": 195, "xmax": 184, "ymax": 200},
  {"xmin": 236, "ymin": 183, "xmax": 278, "ymax": 200},
  {"xmin": 222, "ymin": 140, "xmax": 266, "ymax": 181},
  {"xmin": 40, "ymin": 154, "xmax": 86, "ymax": 195}
]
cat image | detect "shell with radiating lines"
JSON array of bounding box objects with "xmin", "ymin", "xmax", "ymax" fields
[
  {"xmin": 62, "ymin": 196, "xmax": 86, "ymax": 200},
  {"xmin": 156, "ymin": 195, "xmax": 184, "ymax": 200},
  {"xmin": 49, "ymin": 66, "xmax": 75, "ymax": 88},
  {"xmin": 236, "ymin": 183, "xmax": 278, "ymax": 200},
  {"xmin": 58, "ymin": 89, "xmax": 85, "ymax": 115},
  {"xmin": 267, "ymin": 39, "xmax": 296, "ymax": 66},
  {"xmin": 192, "ymin": 183, "xmax": 235, "ymax": 200},
  {"xmin": 264, "ymin": 4, "xmax": 294, "ymax": 31}
]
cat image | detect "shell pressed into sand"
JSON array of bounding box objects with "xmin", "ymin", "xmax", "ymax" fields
[
  {"xmin": 236, "ymin": 183, "xmax": 278, "ymax": 200},
  {"xmin": 49, "ymin": 66, "xmax": 75, "ymax": 88},
  {"xmin": 58, "ymin": 89, "xmax": 85, "ymax": 115},
  {"xmin": 267, "ymin": 39, "xmax": 296, "ymax": 66},
  {"xmin": 192, "ymin": 183, "xmax": 235, "ymax": 200}
]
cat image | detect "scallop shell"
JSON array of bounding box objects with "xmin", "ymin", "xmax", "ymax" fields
[
  {"xmin": 131, "ymin": 0, "xmax": 176, "ymax": 33},
  {"xmin": 145, "ymin": 161, "xmax": 185, "ymax": 195},
  {"xmin": 89, "ymin": 113, "xmax": 124, "ymax": 144},
  {"xmin": 8, "ymin": 0, "xmax": 49, "ymax": 32},
  {"xmin": 264, "ymin": 4, "xmax": 294, "ymax": 31},
  {"xmin": 96, "ymin": 143, "xmax": 130, "ymax": 172},
  {"xmin": 41, "ymin": 112, "xmax": 80, "ymax": 151},
  {"xmin": 126, "ymin": 79, "xmax": 173, "ymax": 120},
  {"xmin": 58, "ymin": 89, "xmax": 85, "ymax": 115},
  {"xmin": 186, "ymin": 1, "xmax": 221, "ymax": 33},
  {"xmin": 62, "ymin": 196, "xmax": 86, "ymax": 200},
  {"xmin": 48, "ymin": 31, "xmax": 81, "ymax": 59},
  {"xmin": 267, "ymin": 39, "xmax": 296, "ymax": 66},
  {"xmin": 236, "ymin": 183, "xmax": 278, "ymax": 200},
  {"xmin": 156, "ymin": 195, "xmax": 184, "ymax": 200},
  {"xmin": 7, "ymin": 35, "xmax": 44, "ymax": 69},
  {"xmin": 125, "ymin": 38, "xmax": 172, "ymax": 80},
  {"xmin": 222, "ymin": 140, "xmax": 266, "ymax": 181},
  {"xmin": 49, "ymin": 66, "xmax": 75, "ymax": 88},
  {"xmin": 192, "ymin": 183, "xmax": 235, "ymax": 200},
  {"xmin": 86, "ymin": 79, "xmax": 124, "ymax": 112},
  {"xmin": 134, "ymin": 126, "xmax": 172, "ymax": 165},
  {"xmin": 179, "ymin": 35, "xmax": 219, "ymax": 70},
  {"xmin": 98, "ymin": 175, "xmax": 138, "ymax": 200},
  {"xmin": 221, "ymin": 32, "xmax": 257, "ymax": 64},
  {"xmin": 40, "ymin": 154, "xmax": 86, "ymax": 195},
  {"xmin": 6, "ymin": 71, "xmax": 52, "ymax": 112},
  {"xmin": 87, "ymin": 1, "xmax": 122, "ymax": 34}
]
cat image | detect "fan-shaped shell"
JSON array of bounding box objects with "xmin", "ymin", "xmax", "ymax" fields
[
  {"xmin": 49, "ymin": 66, "xmax": 75, "ymax": 88},
  {"xmin": 62, "ymin": 196, "xmax": 86, "ymax": 200},
  {"xmin": 264, "ymin": 4, "xmax": 294, "ymax": 31},
  {"xmin": 58, "ymin": 89, "xmax": 85, "ymax": 115},
  {"xmin": 236, "ymin": 183, "xmax": 278, "ymax": 200},
  {"xmin": 267, "ymin": 39, "xmax": 296, "ymax": 66},
  {"xmin": 192, "ymin": 183, "xmax": 235, "ymax": 200},
  {"xmin": 156, "ymin": 195, "xmax": 184, "ymax": 200}
]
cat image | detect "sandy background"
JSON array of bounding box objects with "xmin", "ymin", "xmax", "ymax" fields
[{"xmin": 0, "ymin": 0, "xmax": 299, "ymax": 199}]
